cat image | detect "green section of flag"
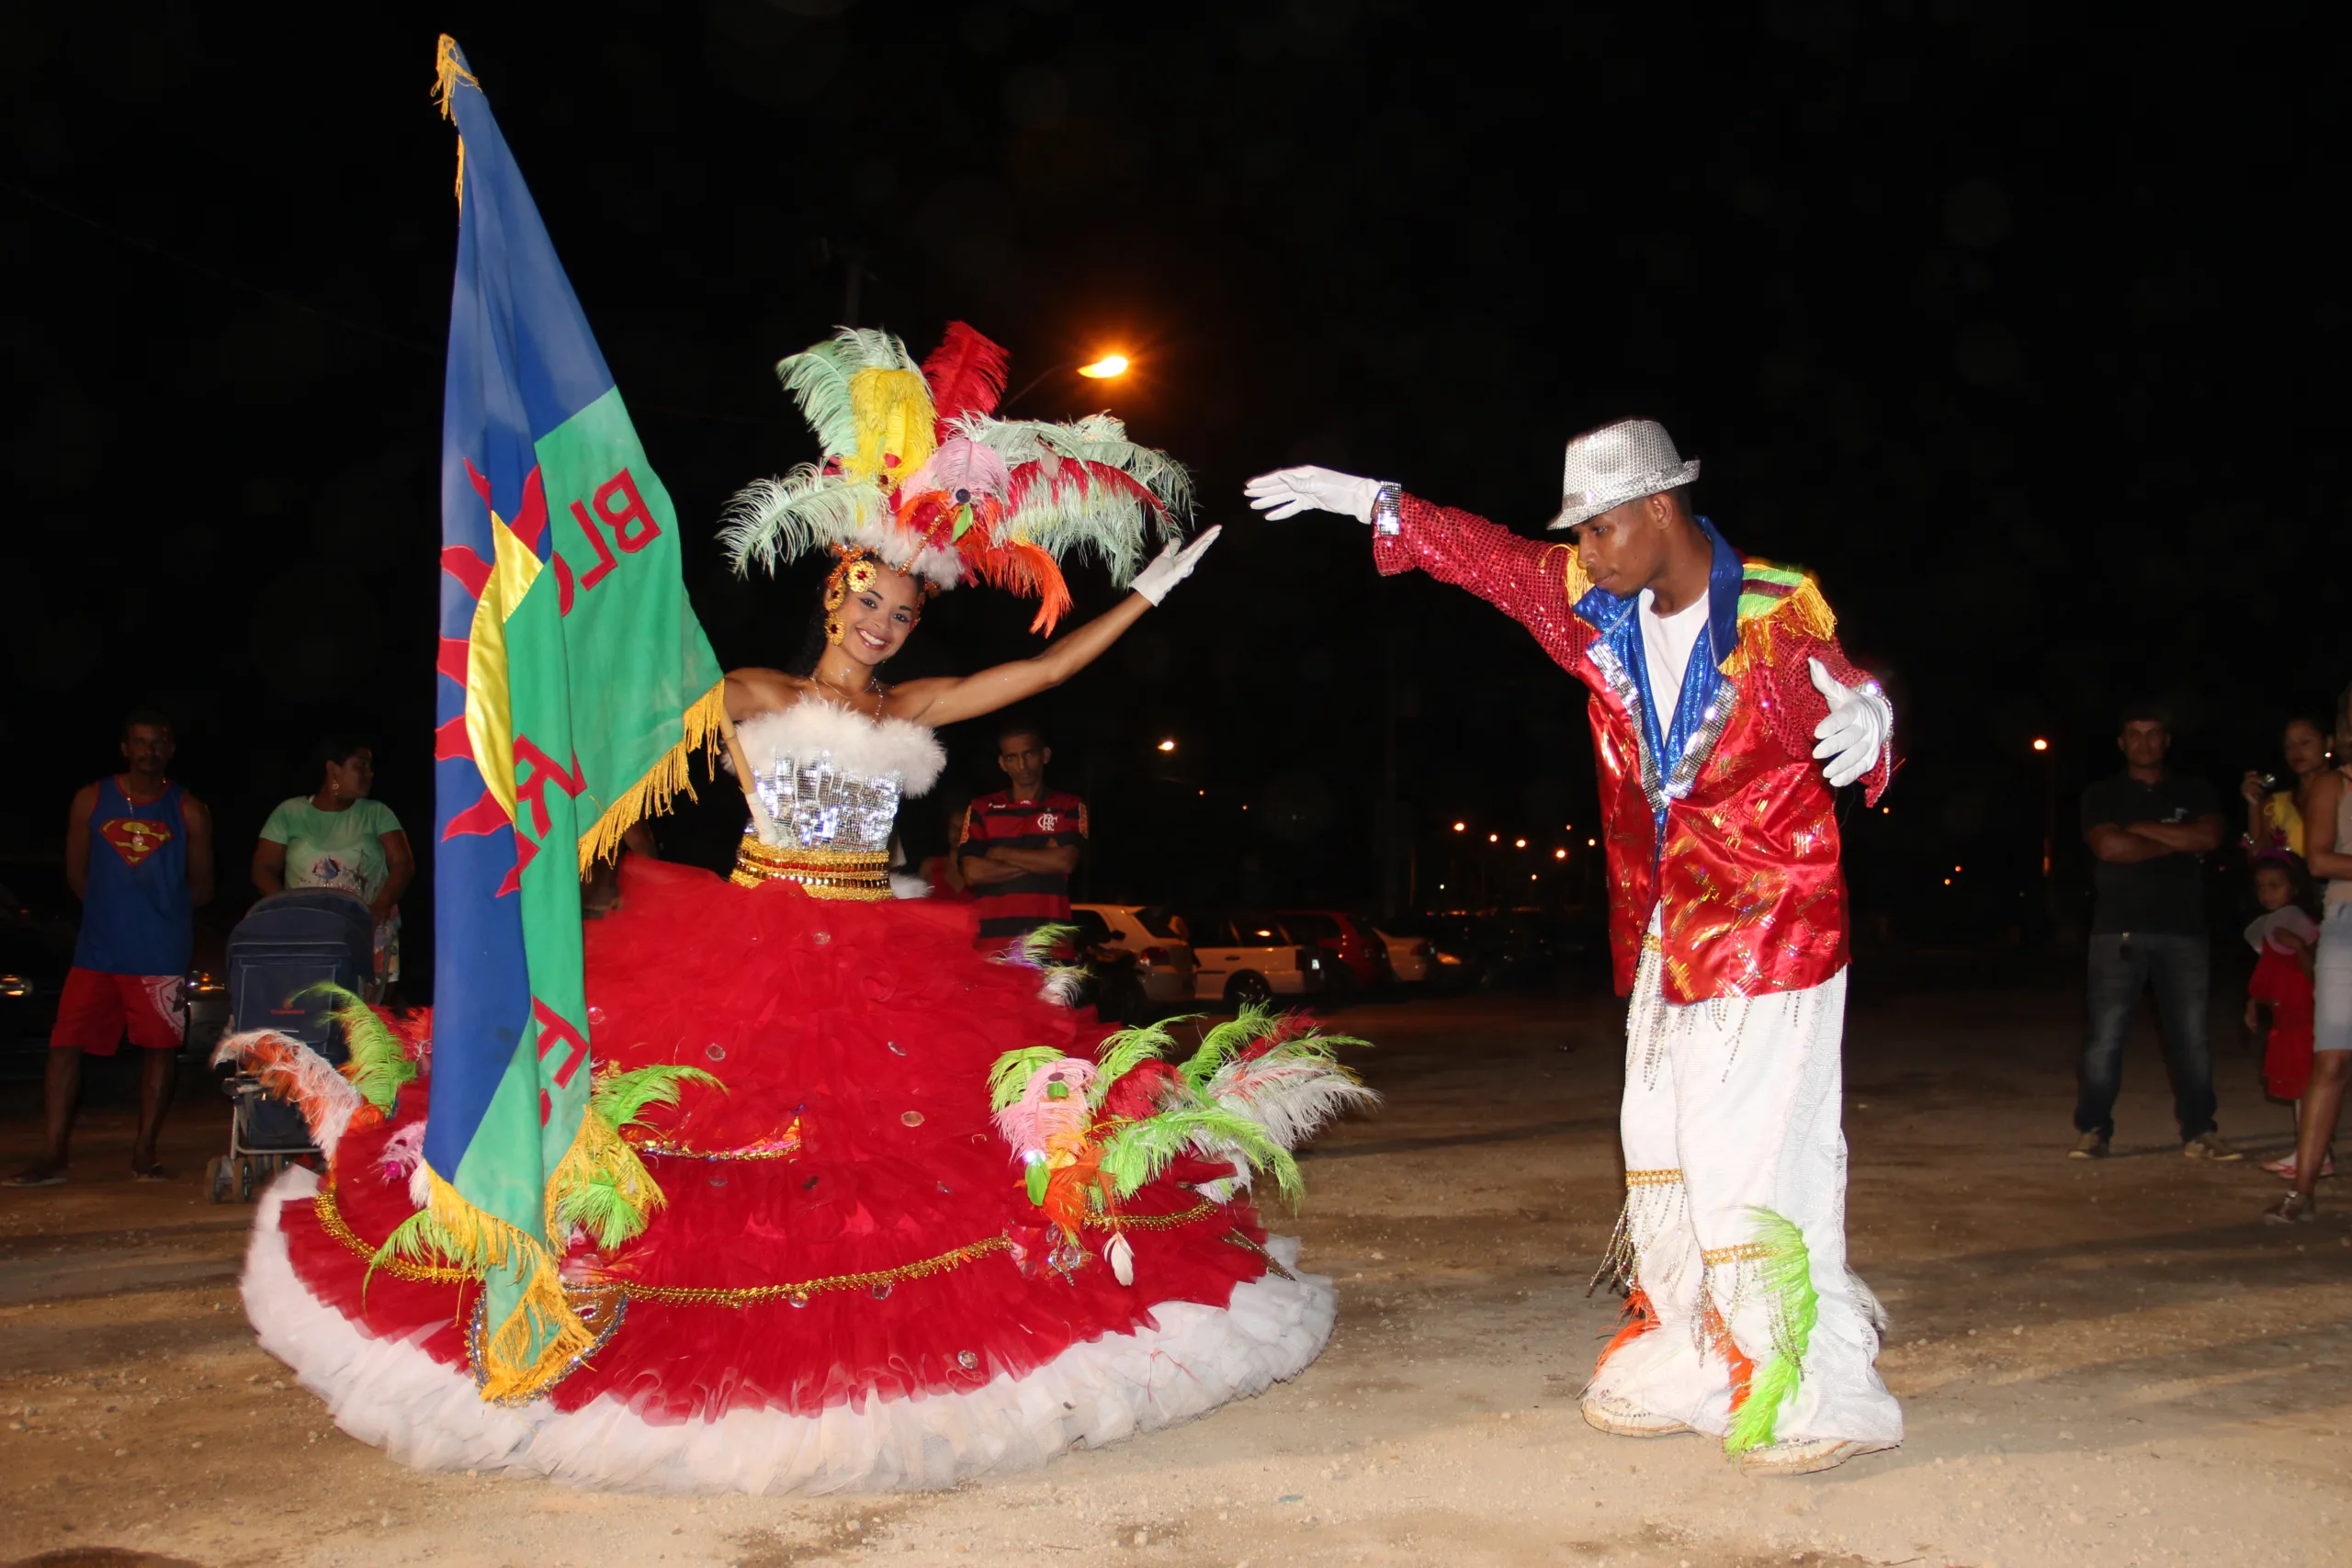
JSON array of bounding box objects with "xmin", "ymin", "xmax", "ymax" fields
[{"xmin": 454, "ymin": 388, "xmax": 724, "ymax": 1384}]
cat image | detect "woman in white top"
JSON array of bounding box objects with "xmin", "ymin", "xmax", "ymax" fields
[{"xmin": 2269, "ymin": 682, "xmax": 2352, "ymax": 1223}]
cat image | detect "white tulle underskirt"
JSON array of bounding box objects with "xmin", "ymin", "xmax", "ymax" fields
[{"xmin": 242, "ymin": 1167, "xmax": 1334, "ymax": 1495}]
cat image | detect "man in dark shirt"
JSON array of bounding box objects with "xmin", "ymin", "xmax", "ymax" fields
[
  {"xmin": 958, "ymin": 720, "xmax": 1087, "ymax": 949},
  {"xmin": 2072, "ymin": 705, "xmax": 2235, "ymax": 1160}
]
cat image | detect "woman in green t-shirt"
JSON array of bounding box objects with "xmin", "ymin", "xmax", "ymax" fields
[{"xmin": 252, "ymin": 738, "xmax": 415, "ymax": 990}]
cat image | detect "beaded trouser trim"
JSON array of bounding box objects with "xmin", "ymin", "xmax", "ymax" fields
[
  {"xmin": 1589, "ymin": 1166, "xmax": 1686, "ymax": 1295},
  {"xmin": 311, "ymin": 1180, "xmax": 1227, "ymax": 1311},
  {"xmin": 729, "ymin": 839, "xmax": 893, "ymax": 900}
]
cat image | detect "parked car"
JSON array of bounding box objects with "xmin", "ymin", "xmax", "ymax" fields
[
  {"xmin": 1182, "ymin": 911, "xmax": 1330, "ymax": 1010},
  {"xmin": 1378, "ymin": 912, "xmax": 1487, "ymax": 990},
  {"xmin": 1373, "ymin": 925, "xmax": 1450, "ymax": 985},
  {"xmin": 1273, "ymin": 909, "xmax": 1390, "ymax": 1002},
  {"xmin": 1069, "ymin": 904, "xmax": 1199, "ymax": 1022},
  {"xmin": 1, "ymin": 879, "xmax": 74, "ymax": 1068}
]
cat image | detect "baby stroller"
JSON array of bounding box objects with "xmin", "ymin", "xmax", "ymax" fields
[{"xmin": 206, "ymin": 889, "xmax": 376, "ymax": 1203}]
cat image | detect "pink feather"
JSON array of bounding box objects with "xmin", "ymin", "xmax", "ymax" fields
[{"xmin": 993, "ymin": 1058, "xmax": 1096, "ymax": 1154}]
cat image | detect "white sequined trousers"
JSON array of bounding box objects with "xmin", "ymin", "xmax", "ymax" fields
[{"xmin": 1588, "ymin": 949, "xmax": 1904, "ymax": 1446}]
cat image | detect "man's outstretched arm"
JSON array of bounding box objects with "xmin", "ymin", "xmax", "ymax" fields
[{"xmin": 1245, "ymin": 466, "xmax": 1591, "ymax": 672}]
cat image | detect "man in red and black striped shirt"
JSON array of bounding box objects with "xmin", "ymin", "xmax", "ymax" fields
[{"xmin": 958, "ymin": 721, "xmax": 1087, "ymax": 949}]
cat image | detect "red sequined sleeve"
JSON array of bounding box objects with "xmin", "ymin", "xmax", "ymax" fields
[
  {"xmin": 1370, "ymin": 494, "xmax": 1594, "ymax": 673},
  {"xmin": 1762, "ymin": 627, "xmax": 1896, "ymax": 806}
]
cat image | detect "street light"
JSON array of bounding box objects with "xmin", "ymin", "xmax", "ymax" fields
[
  {"xmin": 1554, "ymin": 848, "xmax": 1567, "ymax": 860},
  {"xmin": 2031, "ymin": 738, "xmax": 2049, "ymax": 752},
  {"xmin": 1156, "ymin": 739, "xmax": 1176, "ymax": 752},
  {"xmin": 1514, "ymin": 838, "xmax": 1528, "ymax": 849},
  {"xmin": 1487, "ymin": 833, "xmax": 1499, "ymax": 843},
  {"xmin": 1453, "ymin": 821, "xmax": 1466, "ymax": 833},
  {"xmin": 1003, "ymin": 353, "xmax": 1132, "ymax": 412}
]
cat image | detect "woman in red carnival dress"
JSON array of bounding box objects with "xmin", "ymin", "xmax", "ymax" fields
[{"xmin": 232, "ymin": 324, "xmax": 1372, "ymax": 1494}]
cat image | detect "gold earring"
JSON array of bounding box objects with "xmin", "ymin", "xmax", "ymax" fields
[{"xmin": 825, "ymin": 615, "xmax": 844, "ymax": 646}]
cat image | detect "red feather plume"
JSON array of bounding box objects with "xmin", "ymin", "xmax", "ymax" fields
[{"xmin": 921, "ymin": 322, "xmax": 1011, "ymax": 433}]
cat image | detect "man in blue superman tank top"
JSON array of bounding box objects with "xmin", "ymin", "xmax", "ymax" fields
[{"xmin": 8, "ymin": 709, "xmax": 213, "ymax": 1186}]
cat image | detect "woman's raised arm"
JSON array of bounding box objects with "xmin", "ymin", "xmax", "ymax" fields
[{"xmin": 884, "ymin": 528, "xmax": 1218, "ymax": 729}]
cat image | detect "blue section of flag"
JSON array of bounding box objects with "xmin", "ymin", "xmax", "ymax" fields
[{"xmin": 427, "ymin": 42, "xmax": 618, "ymax": 1184}]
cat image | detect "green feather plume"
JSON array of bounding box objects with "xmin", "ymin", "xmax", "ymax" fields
[
  {"xmin": 1724, "ymin": 1206, "xmax": 1819, "ymax": 1454},
  {"xmin": 1099, "ymin": 1103, "xmax": 1301, "ymax": 1205},
  {"xmin": 365, "ymin": 1206, "xmax": 459, "ymax": 1298},
  {"xmin": 718, "ymin": 462, "xmax": 878, "ymax": 577},
  {"xmin": 588, "ymin": 1064, "xmax": 722, "ymax": 1131},
  {"xmin": 776, "ymin": 339, "xmax": 857, "ymax": 455},
  {"xmin": 1091, "ymin": 1021, "xmax": 1181, "ymax": 1106},
  {"xmin": 292, "ymin": 981, "xmax": 416, "ymax": 1114},
  {"xmin": 1007, "ymin": 923, "xmax": 1078, "ymax": 968},
  {"xmin": 988, "ymin": 1045, "xmax": 1065, "ymax": 1112}
]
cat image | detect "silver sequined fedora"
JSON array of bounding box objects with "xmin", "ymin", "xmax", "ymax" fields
[{"xmin": 1546, "ymin": 418, "xmax": 1701, "ymax": 530}]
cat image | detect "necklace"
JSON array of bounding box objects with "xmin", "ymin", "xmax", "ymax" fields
[{"xmin": 811, "ymin": 664, "xmax": 886, "ymax": 710}]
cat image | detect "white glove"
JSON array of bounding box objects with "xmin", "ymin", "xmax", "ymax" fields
[
  {"xmin": 1242, "ymin": 466, "xmax": 1382, "ymax": 524},
  {"xmin": 1809, "ymin": 657, "xmax": 1890, "ymax": 788},
  {"xmin": 1131, "ymin": 525, "xmax": 1221, "ymax": 605}
]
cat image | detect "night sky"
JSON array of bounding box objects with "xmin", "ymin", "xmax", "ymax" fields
[{"xmin": 5, "ymin": 3, "xmax": 2341, "ymax": 982}]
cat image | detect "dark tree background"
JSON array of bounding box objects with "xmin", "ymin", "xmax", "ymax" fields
[{"xmin": 4, "ymin": 2, "xmax": 2340, "ymax": 986}]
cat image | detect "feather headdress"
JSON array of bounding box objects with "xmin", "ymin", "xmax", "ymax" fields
[{"xmin": 718, "ymin": 321, "xmax": 1192, "ymax": 634}]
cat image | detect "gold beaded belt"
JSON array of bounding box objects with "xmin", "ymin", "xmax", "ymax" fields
[{"xmin": 729, "ymin": 840, "xmax": 893, "ymax": 900}]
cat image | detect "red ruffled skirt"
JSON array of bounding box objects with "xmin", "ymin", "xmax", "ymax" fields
[{"xmin": 266, "ymin": 858, "xmax": 1300, "ymax": 1450}]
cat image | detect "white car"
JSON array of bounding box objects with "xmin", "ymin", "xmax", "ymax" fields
[
  {"xmin": 1185, "ymin": 912, "xmax": 1329, "ymax": 1009},
  {"xmin": 1069, "ymin": 904, "xmax": 1199, "ymax": 1005},
  {"xmin": 1374, "ymin": 927, "xmax": 1431, "ymax": 984}
]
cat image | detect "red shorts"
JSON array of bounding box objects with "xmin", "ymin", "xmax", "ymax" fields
[{"xmin": 51, "ymin": 968, "xmax": 185, "ymax": 1055}]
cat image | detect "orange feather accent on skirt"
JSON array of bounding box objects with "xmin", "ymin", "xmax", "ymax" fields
[
  {"xmin": 1594, "ymin": 1287, "xmax": 1659, "ymax": 1376},
  {"xmin": 1702, "ymin": 1296, "xmax": 1756, "ymax": 1413}
]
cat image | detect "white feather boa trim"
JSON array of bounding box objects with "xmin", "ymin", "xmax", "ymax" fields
[
  {"xmin": 732, "ymin": 701, "xmax": 945, "ymax": 798},
  {"xmin": 243, "ymin": 1167, "xmax": 1332, "ymax": 1495}
]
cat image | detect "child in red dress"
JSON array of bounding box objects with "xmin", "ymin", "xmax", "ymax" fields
[{"xmin": 2246, "ymin": 852, "xmax": 2323, "ymax": 1177}]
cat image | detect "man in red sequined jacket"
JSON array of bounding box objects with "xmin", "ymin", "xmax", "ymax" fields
[{"xmin": 1248, "ymin": 419, "xmax": 1903, "ymax": 1475}]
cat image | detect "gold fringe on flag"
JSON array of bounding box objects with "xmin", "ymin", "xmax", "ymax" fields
[
  {"xmin": 379, "ymin": 1165, "xmax": 594, "ymax": 1404},
  {"xmin": 433, "ymin": 35, "xmax": 478, "ymax": 205},
  {"xmin": 576, "ymin": 679, "xmax": 730, "ymax": 874}
]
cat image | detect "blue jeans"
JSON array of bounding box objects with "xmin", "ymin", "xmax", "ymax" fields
[{"xmin": 2075, "ymin": 932, "xmax": 2215, "ymax": 1142}]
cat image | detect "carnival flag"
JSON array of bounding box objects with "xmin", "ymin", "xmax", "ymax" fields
[{"xmin": 421, "ymin": 36, "xmax": 724, "ymax": 1401}]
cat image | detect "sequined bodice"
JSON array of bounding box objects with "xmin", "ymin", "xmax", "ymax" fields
[
  {"xmin": 748, "ymin": 756, "xmax": 903, "ymax": 853},
  {"xmin": 731, "ymin": 702, "xmax": 946, "ymax": 855}
]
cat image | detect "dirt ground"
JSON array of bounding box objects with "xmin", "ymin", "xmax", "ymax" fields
[{"xmin": 4, "ymin": 969, "xmax": 2347, "ymax": 1568}]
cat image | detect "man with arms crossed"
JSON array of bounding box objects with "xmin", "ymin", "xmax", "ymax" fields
[
  {"xmin": 2073, "ymin": 705, "xmax": 2235, "ymax": 1160},
  {"xmin": 958, "ymin": 720, "xmax": 1086, "ymax": 951}
]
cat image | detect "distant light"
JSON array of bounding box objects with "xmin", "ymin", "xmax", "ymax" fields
[
  {"xmin": 2031, "ymin": 738, "xmax": 2049, "ymax": 752},
  {"xmin": 1156, "ymin": 739, "xmax": 1176, "ymax": 752},
  {"xmin": 1530, "ymin": 873, "xmax": 1539, "ymax": 882},
  {"xmin": 1197, "ymin": 789, "xmax": 1205, "ymax": 795},
  {"xmin": 1487, "ymin": 833, "xmax": 1499, "ymax": 843},
  {"xmin": 1881, "ymin": 807, "xmax": 1891, "ymax": 815},
  {"xmin": 1453, "ymin": 821, "xmax": 1466, "ymax": 832},
  {"xmin": 1943, "ymin": 877, "xmax": 1952, "ymax": 886},
  {"xmin": 1554, "ymin": 848, "xmax": 1567, "ymax": 860},
  {"xmin": 1514, "ymin": 838, "xmax": 1528, "ymax": 849},
  {"xmin": 1077, "ymin": 355, "xmax": 1129, "ymax": 378},
  {"xmin": 1954, "ymin": 864, "xmax": 1962, "ymax": 873},
  {"xmin": 1586, "ymin": 838, "xmax": 1597, "ymax": 847}
]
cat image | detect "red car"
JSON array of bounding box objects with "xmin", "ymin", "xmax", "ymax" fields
[{"xmin": 1273, "ymin": 910, "xmax": 1391, "ymax": 1004}]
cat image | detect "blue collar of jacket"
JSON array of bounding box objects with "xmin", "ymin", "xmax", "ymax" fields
[
  {"xmin": 1568, "ymin": 515, "xmax": 1744, "ymax": 665},
  {"xmin": 1571, "ymin": 518, "xmax": 1746, "ymax": 846}
]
